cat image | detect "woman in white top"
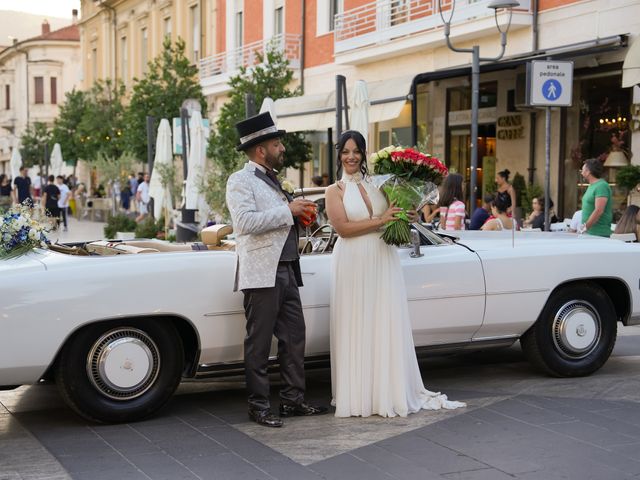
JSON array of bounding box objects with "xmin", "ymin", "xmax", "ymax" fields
[{"xmin": 482, "ymin": 194, "xmax": 516, "ymax": 231}]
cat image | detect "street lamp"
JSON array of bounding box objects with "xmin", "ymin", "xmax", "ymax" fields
[{"xmin": 438, "ymin": 0, "xmax": 519, "ymax": 213}]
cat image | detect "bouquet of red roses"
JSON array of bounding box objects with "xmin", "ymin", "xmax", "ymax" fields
[{"xmin": 370, "ymin": 146, "xmax": 448, "ymax": 246}]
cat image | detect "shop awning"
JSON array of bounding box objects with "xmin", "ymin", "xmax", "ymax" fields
[
  {"xmin": 274, "ymin": 75, "xmax": 413, "ymax": 132},
  {"xmin": 622, "ymin": 35, "xmax": 640, "ymax": 88}
]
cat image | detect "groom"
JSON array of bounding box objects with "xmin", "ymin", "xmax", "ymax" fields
[{"xmin": 226, "ymin": 112, "xmax": 328, "ymax": 427}]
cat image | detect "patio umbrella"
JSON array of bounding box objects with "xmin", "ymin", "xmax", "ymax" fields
[
  {"xmin": 10, "ymin": 147, "xmax": 22, "ymax": 187},
  {"xmin": 350, "ymin": 80, "xmax": 370, "ymax": 143},
  {"xmin": 149, "ymin": 119, "xmax": 174, "ymax": 219},
  {"xmin": 50, "ymin": 143, "xmax": 64, "ymax": 176},
  {"xmin": 259, "ymin": 97, "xmax": 278, "ymax": 125},
  {"xmin": 185, "ymin": 111, "xmax": 210, "ymax": 223}
]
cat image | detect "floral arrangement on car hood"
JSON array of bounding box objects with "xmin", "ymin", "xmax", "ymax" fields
[
  {"xmin": 370, "ymin": 146, "xmax": 448, "ymax": 245},
  {"xmin": 0, "ymin": 205, "xmax": 51, "ymax": 260}
]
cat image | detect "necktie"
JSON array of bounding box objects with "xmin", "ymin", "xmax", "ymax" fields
[{"xmin": 265, "ymin": 169, "xmax": 281, "ymax": 189}]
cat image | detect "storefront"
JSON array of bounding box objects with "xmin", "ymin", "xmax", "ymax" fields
[{"xmin": 410, "ymin": 34, "xmax": 634, "ymax": 218}]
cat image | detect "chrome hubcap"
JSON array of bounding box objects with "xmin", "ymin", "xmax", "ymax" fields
[
  {"xmin": 552, "ymin": 300, "xmax": 601, "ymax": 359},
  {"xmin": 87, "ymin": 328, "xmax": 160, "ymax": 400}
]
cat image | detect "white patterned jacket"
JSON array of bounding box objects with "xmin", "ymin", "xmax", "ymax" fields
[{"xmin": 226, "ymin": 161, "xmax": 295, "ymax": 291}]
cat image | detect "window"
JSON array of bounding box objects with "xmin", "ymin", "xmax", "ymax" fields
[
  {"xmin": 163, "ymin": 17, "xmax": 172, "ymax": 39},
  {"xmin": 329, "ymin": 0, "xmax": 343, "ymax": 32},
  {"xmin": 274, "ymin": 5, "xmax": 283, "ymax": 36},
  {"xmin": 141, "ymin": 28, "xmax": 148, "ymax": 74},
  {"xmin": 91, "ymin": 47, "xmax": 97, "ymax": 81},
  {"xmin": 235, "ymin": 8, "xmax": 243, "ymax": 49},
  {"xmin": 50, "ymin": 77, "xmax": 57, "ymax": 104},
  {"xmin": 5, "ymin": 85, "xmax": 9, "ymax": 110},
  {"xmin": 34, "ymin": 76, "xmax": 44, "ymax": 104},
  {"xmin": 190, "ymin": 5, "xmax": 200, "ymax": 61},
  {"xmin": 120, "ymin": 36, "xmax": 128, "ymax": 84}
]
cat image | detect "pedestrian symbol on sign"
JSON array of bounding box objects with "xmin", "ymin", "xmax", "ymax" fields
[{"xmin": 542, "ymin": 79, "xmax": 562, "ymax": 101}]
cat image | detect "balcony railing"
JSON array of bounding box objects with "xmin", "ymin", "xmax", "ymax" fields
[
  {"xmin": 199, "ymin": 33, "xmax": 302, "ymax": 86},
  {"xmin": 334, "ymin": 0, "xmax": 530, "ymax": 54}
]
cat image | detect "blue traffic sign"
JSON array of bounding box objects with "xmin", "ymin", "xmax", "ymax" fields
[{"xmin": 542, "ymin": 79, "xmax": 562, "ymax": 101}]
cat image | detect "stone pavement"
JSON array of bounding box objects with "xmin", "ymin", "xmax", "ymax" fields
[
  {"xmin": 2, "ymin": 327, "xmax": 640, "ymax": 480},
  {"xmin": 47, "ymin": 216, "xmax": 107, "ymax": 244}
]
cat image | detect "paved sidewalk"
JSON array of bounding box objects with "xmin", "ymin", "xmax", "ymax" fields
[
  {"xmin": 47, "ymin": 216, "xmax": 106, "ymax": 244},
  {"xmin": 2, "ymin": 330, "xmax": 640, "ymax": 480}
]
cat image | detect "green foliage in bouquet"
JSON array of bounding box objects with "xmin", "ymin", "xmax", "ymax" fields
[
  {"xmin": 370, "ymin": 146, "xmax": 448, "ymax": 246},
  {"xmin": 104, "ymin": 213, "xmax": 137, "ymax": 239}
]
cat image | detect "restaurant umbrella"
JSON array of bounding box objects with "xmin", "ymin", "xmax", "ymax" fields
[
  {"xmin": 149, "ymin": 119, "xmax": 174, "ymax": 219},
  {"xmin": 259, "ymin": 97, "xmax": 278, "ymax": 125},
  {"xmin": 350, "ymin": 80, "xmax": 370, "ymax": 143},
  {"xmin": 10, "ymin": 147, "xmax": 22, "ymax": 187},
  {"xmin": 50, "ymin": 143, "xmax": 64, "ymax": 176},
  {"xmin": 185, "ymin": 110, "xmax": 209, "ymax": 224}
]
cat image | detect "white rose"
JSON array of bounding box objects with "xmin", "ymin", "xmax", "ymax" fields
[{"xmin": 369, "ymin": 152, "xmax": 380, "ymax": 163}]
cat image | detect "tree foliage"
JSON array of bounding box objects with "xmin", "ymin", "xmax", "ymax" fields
[
  {"xmin": 123, "ymin": 38, "xmax": 206, "ymax": 161},
  {"xmin": 205, "ymin": 46, "xmax": 312, "ymax": 216},
  {"xmin": 51, "ymin": 88, "xmax": 88, "ymax": 166},
  {"xmin": 78, "ymin": 79, "xmax": 127, "ymax": 160},
  {"xmin": 20, "ymin": 122, "xmax": 51, "ymax": 169}
]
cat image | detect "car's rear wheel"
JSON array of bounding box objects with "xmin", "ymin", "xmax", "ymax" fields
[
  {"xmin": 521, "ymin": 282, "xmax": 617, "ymax": 377},
  {"xmin": 55, "ymin": 319, "xmax": 184, "ymax": 423}
]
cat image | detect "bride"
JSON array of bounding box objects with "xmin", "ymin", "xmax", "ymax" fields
[{"xmin": 325, "ymin": 130, "xmax": 466, "ymax": 418}]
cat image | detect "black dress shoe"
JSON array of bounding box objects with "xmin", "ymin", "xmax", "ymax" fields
[
  {"xmin": 279, "ymin": 401, "xmax": 329, "ymax": 417},
  {"xmin": 248, "ymin": 409, "xmax": 283, "ymax": 428}
]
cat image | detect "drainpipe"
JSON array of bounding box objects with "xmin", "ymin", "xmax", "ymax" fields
[
  {"xmin": 300, "ymin": 0, "xmax": 306, "ymax": 94},
  {"xmin": 532, "ymin": 0, "xmax": 538, "ymax": 52}
]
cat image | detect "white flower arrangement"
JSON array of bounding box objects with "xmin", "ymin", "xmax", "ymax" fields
[
  {"xmin": 281, "ymin": 179, "xmax": 296, "ymax": 194},
  {"xmin": 0, "ymin": 205, "xmax": 51, "ymax": 260}
]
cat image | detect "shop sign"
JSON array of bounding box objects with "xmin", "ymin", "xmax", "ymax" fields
[
  {"xmin": 528, "ymin": 61, "xmax": 573, "ymax": 107},
  {"xmin": 497, "ymin": 115, "xmax": 525, "ymax": 140},
  {"xmin": 448, "ymin": 107, "xmax": 497, "ymax": 126}
]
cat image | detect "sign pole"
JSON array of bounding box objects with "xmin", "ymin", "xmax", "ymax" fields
[{"xmin": 544, "ymin": 107, "xmax": 551, "ymax": 231}]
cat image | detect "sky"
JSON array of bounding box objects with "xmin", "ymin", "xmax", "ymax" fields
[{"xmin": 0, "ymin": 0, "xmax": 80, "ymax": 18}]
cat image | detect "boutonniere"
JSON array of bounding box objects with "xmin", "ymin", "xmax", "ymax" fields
[{"xmin": 281, "ymin": 179, "xmax": 295, "ymax": 195}]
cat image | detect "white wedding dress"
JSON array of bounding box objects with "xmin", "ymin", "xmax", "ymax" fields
[{"xmin": 330, "ymin": 172, "xmax": 466, "ymax": 417}]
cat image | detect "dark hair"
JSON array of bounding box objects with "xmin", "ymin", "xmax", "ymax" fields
[
  {"xmin": 533, "ymin": 196, "xmax": 554, "ymax": 211},
  {"xmin": 0, "ymin": 174, "xmax": 6, "ymax": 183},
  {"xmin": 483, "ymin": 194, "xmax": 494, "ymax": 204},
  {"xmin": 583, "ymin": 158, "xmax": 603, "ymax": 179},
  {"xmin": 439, "ymin": 173, "xmax": 464, "ymax": 208},
  {"xmin": 491, "ymin": 193, "xmax": 511, "ymax": 213},
  {"xmin": 311, "ymin": 175, "xmax": 323, "ymax": 187},
  {"xmin": 497, "ymin": 169, "xmax": 511, "ymax": 182},
  {"xmin": 48, "ymin": 175, "xmax": 55, "ymax": 182},
  {"xmin": 335, "ymin": 130, "xmax": 368, "ymax": 177},
  {"xmin": 56, "ymin": 175, "xmax": 64, "ymax": 181},
  {"xmin": 614, "ymin": 205, "xmax": 640, "ymax": 235}
]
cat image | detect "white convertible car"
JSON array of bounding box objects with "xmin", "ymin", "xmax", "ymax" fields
[{"xmin": 1, "ymin": 221, "xmax": 638, "ymax": 423}]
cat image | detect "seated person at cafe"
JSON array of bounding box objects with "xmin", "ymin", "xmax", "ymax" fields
[{"xmin": 469, "ymin": 194, "xmax": 494, "ymax": 230}]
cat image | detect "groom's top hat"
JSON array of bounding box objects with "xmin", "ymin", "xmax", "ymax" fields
[{"xmin": 235, "ymin": 112, "xmax": 286, "ymax": 151}]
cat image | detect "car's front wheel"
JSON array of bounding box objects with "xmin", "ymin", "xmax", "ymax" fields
[
  {"xmin": 55, "ymin": 319, "xmax": 184, "ymax": 423},
  {"xmin": 521, "ymin": 282, "xmax": 617, "ymax": 377}
]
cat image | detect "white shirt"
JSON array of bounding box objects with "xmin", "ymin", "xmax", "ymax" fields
[
  {"xmin": 137, "ymin": 181, "xmax": 150, "ymax": 203},
  {"xmin": 57, "ymin": 183, "xmax": 70, "ymax": 208}
]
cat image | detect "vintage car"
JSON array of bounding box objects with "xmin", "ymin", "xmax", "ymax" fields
[{"xmin": 1, "ymin": 220, "xmax": 638, "ymax": 423}]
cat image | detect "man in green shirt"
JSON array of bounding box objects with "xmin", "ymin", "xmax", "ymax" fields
[{"xmin": 580, "ymin": 158, "xmax": 612, "ymax": 237}]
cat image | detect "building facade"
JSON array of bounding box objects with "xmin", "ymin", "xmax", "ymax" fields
[
  {"xmin": 199, "ymin": 0, "xmax": 640, "ymax": 218},
  {"xmin": 0, "ymin": 15, "xmax": 81, "ymax": 174},
  {"xmin": 79, "ymin": 0, "xmax": 217, "ymax": 91}
]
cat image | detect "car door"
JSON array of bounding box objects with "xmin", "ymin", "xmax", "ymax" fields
[{"xmin": 399, "ymin": 241, "xmax": 485, "ymax": 346}]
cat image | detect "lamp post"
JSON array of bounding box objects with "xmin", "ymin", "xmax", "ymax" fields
[{"xmin": 438, "ymin": 0, "xmax": 519, "ymax": 214}]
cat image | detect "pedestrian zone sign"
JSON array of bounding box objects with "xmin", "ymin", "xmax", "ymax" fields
[{"xmin": 527, "ymin": 60, "xmax": 573, "ymax": 107}]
